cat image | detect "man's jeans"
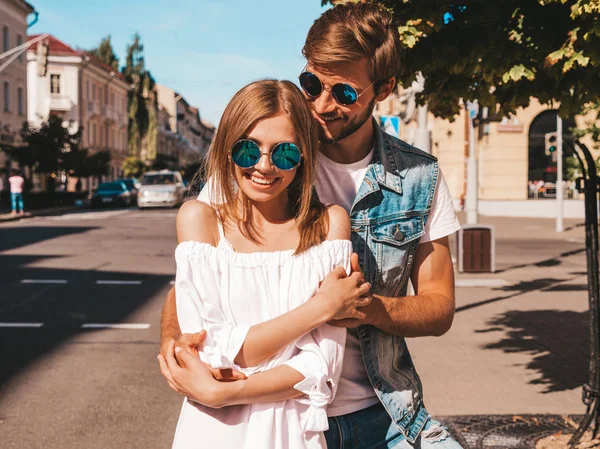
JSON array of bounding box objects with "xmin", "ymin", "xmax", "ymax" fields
[
  {"xmin": 324, "ymin": 403, "xmax": 463, "ymax": 449},
  {"xmin": 11, "ymin": 192, "xmax": 24, "ymax": 213}
]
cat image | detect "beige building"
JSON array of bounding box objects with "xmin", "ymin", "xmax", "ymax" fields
[
  {"xmin": 155, "ymin": 83, "xmax": 214, "ymax": 167},
  {"xmin": 0, "ymin": 0, "xmax": 34, "ymax": 175},
  {"xmin": 375, "ymin": 88, "xmax": 597, "ymax": 217},
  {"xmin": 26, "ymin": 34, "xmax": 130, "ymax": 190}
]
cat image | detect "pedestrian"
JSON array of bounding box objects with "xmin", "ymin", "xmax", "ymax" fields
[
  {"xmin": 9, "ymin": 168, "xmax": 25, "ymax": 216},
  {"xmin": 158, "ymin": 79, "xmax": 371, "ymax": 449},
  {"xmin": 159, "ymin": 3, "xmax": 463, "ymax": 449}
]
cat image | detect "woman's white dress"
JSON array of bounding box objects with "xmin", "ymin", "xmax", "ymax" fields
[{"xmin": 172, "ymin": 237, "xmax": 352, "ymax": 449}]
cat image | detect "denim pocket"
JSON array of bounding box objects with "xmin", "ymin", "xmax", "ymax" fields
[{"xmin": 370, "ymin": 215, "xmax": 425, "ymax": 295}]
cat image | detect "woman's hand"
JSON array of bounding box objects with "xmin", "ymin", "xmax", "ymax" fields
[
  {"xmin": 313, "ymin": 253, "xmax": 372, "ymax": 321},
  {"xmin": 157, "ymin": 340, "xmax": 229, "ymax": 408}
]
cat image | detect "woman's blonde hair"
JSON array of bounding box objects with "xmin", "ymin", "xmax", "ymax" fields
[{"xmin": 204, "ymin": 79, "xmax": 328, "ymax": 254}]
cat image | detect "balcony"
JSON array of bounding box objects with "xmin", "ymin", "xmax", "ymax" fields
[
  {"xmin": 87, "ymin": 101, "xmax": 101, "ymax": 117},
  {"xmin": 49, "ymin": 95, "xmax": 72, "ymax": 111}
]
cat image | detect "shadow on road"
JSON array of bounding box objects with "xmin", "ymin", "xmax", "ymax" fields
[
  {"xmin": 477, "ymin": 309, "xmax": 589, "ymax": 393},
  {"xmin": 495, "ymin": 247, "xmax": 586, "ymax": 274},
  {"xmin": 0, "ymin": 226, "xmax": 99, "ymax": 252},
  {"xmin": 0, "ymin": 246, "xmax": 173, "ymax": 392}
]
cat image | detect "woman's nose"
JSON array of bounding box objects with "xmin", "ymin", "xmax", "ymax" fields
[{"xmin": 254, "ymin": 152, "xmax": 274, "ymax": 171}]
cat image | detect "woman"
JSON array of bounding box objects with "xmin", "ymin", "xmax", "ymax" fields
[{"xmin": 159, "ymin": 80, "xmax": 371, "ymax": 449}]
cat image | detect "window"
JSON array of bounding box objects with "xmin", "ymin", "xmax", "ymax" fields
[
  {"xmin": 87, "ymin": 126, "xmax": 90, "ymax": 144},
  {"xmin": 93, "ymin": 123, "xmax": 97, "ymax": 145},
  {"xmin": 99, "ymin": 87, "xmax": 103, "ymax": 104},
  {"xmin": 50, "ymin": 74, "xmax": 61, "ymax": 94},
  {"xmin": 111, "ymin": 92, "xmax": 115, "ymax": 107},
  {"xmin": 92, "ymin": 84, "xmax": 96, "ymax": 101},
  {"xmin": 17, "ymin": 87, "xmax": 24, "ymax": 116},
  {"xmin": 17, "ymin": 35, "xmax": 23, "ymax": 62},
  {"xmin": 3, "ymin": 81, "xmax": 9, "ymax": 112},
  {"xmin": 2, "ymin": 26, "xmax": 8, "ymax": 53},
  {"xmin": 86, "ymin": 80, "xmax": 90, "ymax": 101}
]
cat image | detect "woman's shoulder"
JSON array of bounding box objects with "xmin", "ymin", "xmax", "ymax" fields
[
  {"xmin": 325, "ymin": 204, "xmax": 350, "ymax": 241},
  {"xmin": 176, "ymin": 200, "xmax": 220, "ymax": 246}
]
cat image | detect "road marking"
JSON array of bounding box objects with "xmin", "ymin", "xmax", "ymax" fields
[
  {"xmin": 455, "ymin": 279, "xmax": 509, "ymax": 287},
  {"xmin": 95, "ymin": 280, "xmax": 142, "ymax": 285},
  {"xmin": 0, "ymin": 322, "xmax": 44, "ymax": 328},
  {"xmin": 567, "ymin": 238, "xmax": 585, "ymax": 244},
  {"xmin": 81, "ymin": 323, "xmax": 151, "ymax": 330},
  {"xmin": 20, "ymin": 279, "xmax": 68, "ymax": 284},
  {"xmin": 170, "ymin": 280, "xmax": 175, "ymax": 285}
]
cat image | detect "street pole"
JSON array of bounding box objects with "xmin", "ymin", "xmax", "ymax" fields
[
  {"xmin": 466, "ymin": 101, "xmax": 479, "ymax": 225},
  {"xmin": 556, "ymin": 115, "xmax": 564, "ymax": 232},
  {"xmin": 414, "ymin": 104, "xmax": 431, "ymax": 154}
]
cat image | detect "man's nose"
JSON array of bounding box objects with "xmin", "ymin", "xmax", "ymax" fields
[{"xmin": 313, "ymin": 89, "xmax": 337, "ymax": 115}]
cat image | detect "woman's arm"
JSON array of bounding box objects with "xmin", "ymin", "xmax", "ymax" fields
[
  {"xmin": 160, "ymin": 340, "xmax": 303, "ymax": 408},
  {"xmin": 232, "ymin": 205, "xmax": 367, "ymax": 367},
  {"xmin": 177, "ymin": 202, "xmax": 370, "ymax": 369}
]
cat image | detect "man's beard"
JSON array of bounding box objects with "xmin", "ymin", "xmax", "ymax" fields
[{"xmin": 317, "ymin": 97, "xmax": 377, "ymax": 145}]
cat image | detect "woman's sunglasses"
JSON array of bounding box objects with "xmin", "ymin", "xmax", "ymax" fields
[
  {"xmin": 298, "ymin": 71, "xmax": 376, "ymax": 106},
  {"xmin": 231, "ymin": 139, "xmax": 303, "ymax": 171}
]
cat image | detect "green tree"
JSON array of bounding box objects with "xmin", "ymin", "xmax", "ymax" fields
[
  {"xmin": 20, "ymin": 115, "xmax": 84, "ymax": 187},
  {"xmin": 122, "ymin": 33, "xmax": 157, "ymax": 161},
  {"xmin": 323, "ymin": 0, "xmax": 600, "ymax": 142},
  {"xmin": 87, "ymin": 35, "xmax": 119, "ymax": 71},
  {"xmin": 122, "ymin": 156, "xmax": 147, "ymax": 178}
]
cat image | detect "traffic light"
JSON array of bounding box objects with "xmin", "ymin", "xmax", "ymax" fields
[{"xmin": 545, "ymin": 132, "xmax": 557, "ymax": 156}]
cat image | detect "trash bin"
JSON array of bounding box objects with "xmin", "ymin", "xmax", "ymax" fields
[{"xmin": 457, "ymin": 224, "xmax": 496, "ymax": 273}]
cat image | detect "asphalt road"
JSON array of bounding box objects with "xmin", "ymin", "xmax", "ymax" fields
[
  {"xmin": 0, "ymin": 209, "xmax": 590, "ymax": 448},
  {"xmin": 0, "ymin": 207, "xmax": 183, "ymax": 449}
]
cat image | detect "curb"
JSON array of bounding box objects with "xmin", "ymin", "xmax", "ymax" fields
[{"xmin": 0, "ymin": 206, "xmax": 79, "ymax": 223}]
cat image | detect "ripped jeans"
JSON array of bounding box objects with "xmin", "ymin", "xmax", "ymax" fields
[{"xmin": 324, "ymin": 403, "xmax": 463, "ymax": 449}]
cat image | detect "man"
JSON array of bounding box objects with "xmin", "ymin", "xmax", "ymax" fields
[
  {"xmin": 159, "ymin": 4, "xmax": 462, "ymax": 448},
  {"xmin": 8, "ymin": 169, "xmax": 25, "ymax": 216}
]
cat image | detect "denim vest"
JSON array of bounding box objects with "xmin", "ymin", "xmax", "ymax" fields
[{"xmin": 350, "ymin": 121, "xmax": 439, "ymax": 442}]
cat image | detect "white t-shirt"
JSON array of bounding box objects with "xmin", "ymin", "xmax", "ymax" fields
[
  {"xmin": 315, "ymin": 151, "xmax": 461, "ymax": 416},
  {"xmin": 197, "ymin": 151, "xmax": 461, "ymax": 417}
]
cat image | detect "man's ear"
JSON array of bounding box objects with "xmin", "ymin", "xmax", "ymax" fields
[{"xmin": 375, "ymin": 77, "xmax": 397, "ymax": 102}]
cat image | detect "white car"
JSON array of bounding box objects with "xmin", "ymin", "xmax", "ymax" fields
[{"xmin": 137, "ymin": 170, "xmax": 186, "ymax": 209}]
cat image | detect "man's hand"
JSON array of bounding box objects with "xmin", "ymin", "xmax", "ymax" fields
[
  {"xmin": 328, "ymin": 253, "xmax": 375, "ymax": 328},
  {"xmin": 158, "ymin": 330, "xmax": 247, "ymax": 383}
]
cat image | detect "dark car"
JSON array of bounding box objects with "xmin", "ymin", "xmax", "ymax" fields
[
  {"xmin": 116, "ymin": 178, "xmax": 139, "ymax": 196},
  {"xmin": 90, "ymin": 181, "xmax": 133, "ymax": 208}
]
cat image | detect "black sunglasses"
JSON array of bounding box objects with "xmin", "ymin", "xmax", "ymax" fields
[
  {"xmin": 231, "ymin": 139, "xmax": 303, "ymax": 171},
  {"xmin": 298, "ymin": 70, "xmax": 376, "ymax": 106}
]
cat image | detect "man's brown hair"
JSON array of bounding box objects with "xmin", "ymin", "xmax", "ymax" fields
[{"xmin": 302, "ymin": 3, "xmax": 402, "ymax": 86}]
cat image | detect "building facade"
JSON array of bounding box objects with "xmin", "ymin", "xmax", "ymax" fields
[
  {"xmin": 375, "ymin": 86, "xmax": 598, "ymax": 217},
  {"xmin": 0, "ymin": 0, "xmax": 34, "ymax": 176},
  {"xmin": 155, "ymin": 83, "xmax": 214, "ymax": 168},
  {"xmin": 26, "ymin": 34, "xmax": 129, "ymax": 190}
]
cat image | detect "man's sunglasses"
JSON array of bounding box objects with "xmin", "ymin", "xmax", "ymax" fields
[
  {"xmin": 298, "ymin": 71, "xmax": 376, "ymax": 106},
  {"xmin": 231, "ymin": 139, "xmax": 303, "ymax": 171}
]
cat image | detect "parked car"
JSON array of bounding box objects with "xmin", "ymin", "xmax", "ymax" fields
[
  {"xmin": 116, "ymin": 178, "xmax": 139, "ymax": 196},
  {"xmin": 137, "ymin": 170, "xmax": 185, "ymax": 209},
  {"xmin": 90, "ymin": 181, "xmax": 134, "ymax": 208}
]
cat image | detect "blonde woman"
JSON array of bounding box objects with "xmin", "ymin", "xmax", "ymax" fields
[{"xmin": 158, "ymin": 80, "xmax": 371, "ymax": 449}]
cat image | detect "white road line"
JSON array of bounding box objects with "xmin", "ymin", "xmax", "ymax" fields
[
  {"xmin": 95, "ymin": 280, "xmax": 142, "ymax": 285},
  {"xmin": 0, "ymin": 322, "xmax": 44, "ymax": 328},
  {"xmin": 170, "ymin": 280, "xmax": 175, "ymax": 285},
  {"xmin": 455, "ymin": 279, "xmax": 509, "ymax": 288},
  {"xmin": 81, "ymin": 323, "xmax": 151, "ymax": 330},
  {"xmin": 567, "ymin": 238, "xmax": 585, "ymax": 244},
  {"xmin": 20, "ymin": 279, "xmax": 68, "ymax": 284}
]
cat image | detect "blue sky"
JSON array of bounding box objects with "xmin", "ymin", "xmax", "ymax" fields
[{"xmin": 28, "ymin": 0, "xmax": 330, "ymax": 126}]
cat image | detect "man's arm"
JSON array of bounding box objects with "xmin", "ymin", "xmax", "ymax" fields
[
  {"xmin": 330, "ymin": 236, "xmax": 455, "ymax": 337},
  {"xmin": 159, "ymin": 286, "xmax": 181, "ymax": 357}
]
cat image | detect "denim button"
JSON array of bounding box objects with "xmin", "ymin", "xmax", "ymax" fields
[{"xmin": 394, "ymin": 230, "xmax": 405, "ymax": 242}]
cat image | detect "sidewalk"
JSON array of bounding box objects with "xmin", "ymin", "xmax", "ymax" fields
[
  {"xmin": 419, "ymin": 214, "xmax": 590, "ymax": 447},
  {"xmin": 0, "ymin": 205, "xmax": 78, "ymax": 223}
]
